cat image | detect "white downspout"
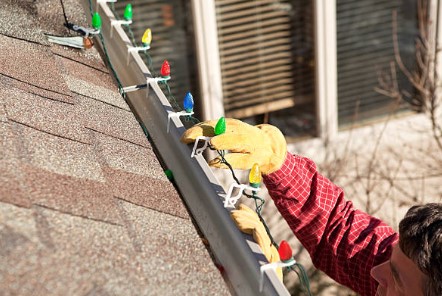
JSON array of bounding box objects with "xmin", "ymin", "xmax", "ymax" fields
[
  {"xmin": 314, "ymin": 0, "xmax": 338, "ymax": 141},
  {"xmin": 191, "ymin": 0, "xmax": 225, "ymax": 121}
]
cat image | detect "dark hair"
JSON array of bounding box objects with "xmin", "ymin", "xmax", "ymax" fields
[{"xmin": 399, "ymin": 203, "xmax": 442, "ymax": 296}]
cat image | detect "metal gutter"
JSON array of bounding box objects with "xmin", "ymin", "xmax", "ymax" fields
[{"xmin": 81, "ymin": 2, "xmax": 290, "ymax": 295}]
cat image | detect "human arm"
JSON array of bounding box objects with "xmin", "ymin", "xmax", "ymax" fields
[
  {"xmin": 264, "ymin": 152, "xmax": 398, "ymax": 296},
  {"xmin": 181, "ymin": 118, "xmax": 398, "ymax": 296}
]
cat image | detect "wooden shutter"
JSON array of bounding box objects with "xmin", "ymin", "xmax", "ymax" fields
[
  {"xmin": 336, "ymin": 0, "xmax": 418, "ymax": 125},
  {"xmin": 214, "ymin": 0, "xmax": 315, "ymax": 118}
]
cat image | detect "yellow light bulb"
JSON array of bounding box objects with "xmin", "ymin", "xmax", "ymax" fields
[
  {"xmin": 142, "ymin": 28, "xmax": 152, "ymax": 46},
  {"xmin": 249, "ymin": 163, "xmax": 262, "ymax": 187}
]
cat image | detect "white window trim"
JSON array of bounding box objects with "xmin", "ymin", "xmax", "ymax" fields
[
  {"xmin": 191, "ymin": 0, "xmax": 225, "ymax": 121},
  {"xmin": 194, "ymin": 0, "xmax": 338, "ymax": 141},
  {"xmin": 314, "ymin": 0, "xmax": 338, "ymax": 141},
  {"xmin": 435, "ymin": 0, "xmax": 442, "ymax": 100},
  {"xmin": 432, "ymin": 0, "xmax": 442, "ymax": 120}
]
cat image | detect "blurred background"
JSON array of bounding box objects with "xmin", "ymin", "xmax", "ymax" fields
[
  {"xmin": 112, "ymin": 0, "xmax": 418, "ymax": 140},
  {"xmin": 112, "ymin": 1, "xmax": 441, "ymax": 295}
]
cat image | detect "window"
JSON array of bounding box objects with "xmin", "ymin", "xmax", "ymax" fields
[
  {"xmin": 336, "ymin": 0, "xmax": 418, "ymax": 126},
  {"xmin": 114, "ymin": 0, "xmax": 419, "ymax": 140},
  {"xmin": 112, "ymin": 0, "xmax": 197, "ymax": 111},
  {"xmin": 213, "ymin": 0, "xmax": 316, "ymax": 138}
]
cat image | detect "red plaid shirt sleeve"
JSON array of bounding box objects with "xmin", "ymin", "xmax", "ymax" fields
[{"xmin": 263, "ymin": 153, "xmax": 398, "ymax": 296}]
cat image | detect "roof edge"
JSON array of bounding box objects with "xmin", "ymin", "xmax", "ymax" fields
[{"xmin": 79, "ymin": 1, "xmax": 290, "ymax": 295}]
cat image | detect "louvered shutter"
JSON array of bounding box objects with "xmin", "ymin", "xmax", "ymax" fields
[
  {"xmin": 112, "ymin": 0, "xmax": 196, "ymax": 110},
  {"xmin": 336, "ymin": 0, "xmax": 418, "ymax": 126},
  {"xmin": 214, "ymin": 0, "xmax": 315, "ymax": 119}
]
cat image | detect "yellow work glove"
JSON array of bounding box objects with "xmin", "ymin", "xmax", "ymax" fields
[
  {"xmin": 180, "ymin": 118, "xmax": 287, "ymax": 175},
  {"xmin": 231, "ymin": 204, "xmax": 283, "ymax": 281}
]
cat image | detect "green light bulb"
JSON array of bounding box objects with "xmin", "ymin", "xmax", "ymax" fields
[
  {"xmin": 214, "ymin": 117, "xmax": 226, "ymax": 135},
  {"xmin": 92, "ymin": 12, "xmax": 102, "ymax": 30},
  {"xmin": 124, "ymin": 4, "xmax": 133, "ymax": 21},
  {"xmin": 164, "ymin": 169, "xmax": 174, "ymax": 181}
]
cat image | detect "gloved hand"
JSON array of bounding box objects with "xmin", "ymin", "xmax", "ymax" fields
[
  {"xmin": 180, "ymin": 118, "xmax": 287, "ymax": 175},
  {"xmin": 231, "ymin": 204, "xmax": 283, "ymax": 281}
]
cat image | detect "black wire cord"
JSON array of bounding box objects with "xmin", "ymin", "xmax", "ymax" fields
[
  {"xmin": 59, "ymin": 0, "xmax": 69, "ymax": 26},
  {"xmin": 213, "ymin": 148, "xmax": 277, "ymax": 247},
  {"xmin": 60, "ymin": 0, "xmax": 93, "ymax": 36},
  {"xmin": 59, "ymin": 0, "xmax": 77, "ymax": 34},
  {"xmin": 79, "ymin": 1, "xmax": 311, "ymax": 294},
  {"xmin": 214, "ymin": 148, "xmax": 312, "ymax": 295}
]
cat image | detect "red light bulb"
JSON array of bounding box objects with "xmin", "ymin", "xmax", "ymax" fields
[
  {"xmin": 278, "ymin": 240, "xmax": 293, "ymax": 261},
  {"xmin": 161, "ymin": 60, "xmax": 170, "ymax": 78}
]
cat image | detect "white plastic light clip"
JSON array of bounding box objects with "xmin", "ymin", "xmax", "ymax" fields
[
  {"xmin": 96, "ymin": 0, "xmax": 117, "ymax": 14},
  {"xmin": 191, "ymin": 136, "xmax": 211, "ymax": 158},
  {"xmin": 68, "ymin": 24, "xmax": 100, "ymax": 37},
  {"xmin": 127, "ymin": 45, "xmax": 151, "ymax": 65},
  {"xmin": 110, "ymin": 19, "xmax": 133, "ymax": 38},
  {"xmin": 121, "ymin": 83, "xmax": 147, "ymax": 94},
  {"xmin": 167, "ymin": 110, "xmax": 194, "ymax": 133},
  {"xmin": 259, "ymin": 259, "xmax": 296, "ymax": 292},
  {"xmin": 224, "ymin": 183, "xmax": 260, "ymax": 208},
  {"xmin": 121, "ymin": 76, "xmax": 172, "ymax": 94}
]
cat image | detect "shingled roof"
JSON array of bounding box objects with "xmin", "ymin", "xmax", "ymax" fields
[{"xmin": 0, "ymin": 0, "xmax": 229, "ymax": 294}]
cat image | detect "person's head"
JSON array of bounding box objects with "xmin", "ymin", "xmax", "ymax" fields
[{"xmin": 370, "ymin": 203, "xmax": 442, "ymax": 296}]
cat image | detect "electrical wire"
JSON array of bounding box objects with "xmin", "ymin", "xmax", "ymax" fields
[
  {"xmin": 83, "ymin": 1, "xmax": 311, "ymax": 294},
  {"xmin": 59, "ymin": 0, "xmax": 69, "ymax": 27},
  {"xmin": 214, "ymin": 150, "xmax": 312, "ymax": 295}
]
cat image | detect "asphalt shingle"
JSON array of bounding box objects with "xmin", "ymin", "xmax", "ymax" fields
[
  {"xmin": 57, "ymin": 54, "xmax": 117, "ymax": 90},
  {"xmin": 64, "ymin": 75, "xmax": 130, "ymax": 110},
  {"xmin": 0, "ymin": 0, "xmax": 229, "ymax": 294},
  {"xmin": 25, "ymin": 165, "xmax": 122, "ymax": 225},
  {"xmin": 92, "ymin": 131, "xmax": 162, "ymax": 178},
  {"xmin": 13, "ymin": 123, "xmax": 103, "ymax": 180},
  {"xmin": 50, "ymin": 42, "xmax": 109, "ymax": 72},
  {"xmin": 78, "ymin": 95, "xmax": 148, "ymax": 147},
  {"xmin": 103, "ymin": 166, "xmax": 189, "ymax": 219},
  {"xmin": 0, "ymin": 0, "xmax": 43, "ymax": 44},
  {"xmin": 0, "ymin": 202, "xmax": 229, "ymax": 295},
  {"xmin": 2, "ymin": 87, "xmax": 90, "ymax": 144},
  {"xmin": 0, "ymin": 123, "xmax": 30, "ymax": 208},
  {"xmin": 0, "ymin": 96, "xmax": 7, "ymax": 123},
  {"xmin": 0, "ymin": 35, "xmax": 74, "ymax": 104}
]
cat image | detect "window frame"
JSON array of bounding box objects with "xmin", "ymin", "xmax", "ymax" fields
[
  {"xmin": 193, "ymin": 0, "xmax": 338, "ymax": 141},
  {"xmin": 193, "ymin": 0, "xmax": 441, "ymax": 142}
]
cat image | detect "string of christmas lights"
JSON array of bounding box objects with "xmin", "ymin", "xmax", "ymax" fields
[
  {"xmin": 86, "ymin": 2, "xmax": 125, "ymax": 99},
  {"xmin": 84, "ymin": 2, "xmax": 311, "ymax": 294}
]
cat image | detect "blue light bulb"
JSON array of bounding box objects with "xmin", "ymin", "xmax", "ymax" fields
[{"xmin": 183, "ymin": 92, "xmax": 194, "ymax": 113}]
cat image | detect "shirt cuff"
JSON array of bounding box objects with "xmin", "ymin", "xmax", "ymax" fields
[{"xmin": 263, "ymin": 152, "xmax": 297, "ymax": 185}]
